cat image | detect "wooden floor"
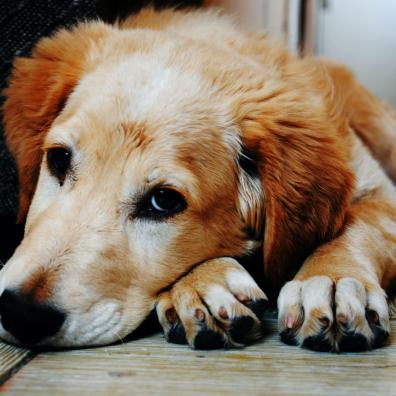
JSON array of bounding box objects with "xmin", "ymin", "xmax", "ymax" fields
[{"xmin": 1, "ymin": 315, "xmax": 396, "ymax": 395}]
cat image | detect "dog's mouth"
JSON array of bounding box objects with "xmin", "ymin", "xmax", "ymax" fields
[
  {"xmin": 1, "ymin": 309, "xmax": 161, "ymax": 351},
  {"xmin": 0, "ymin": 302, "xmax": 160, "ymax": 350}
]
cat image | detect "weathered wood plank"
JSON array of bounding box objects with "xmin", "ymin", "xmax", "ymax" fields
[
  {"xmin": 0, "ymin": 344, "xmax": 35, "ymax": 386},
  {"xmin": 2, "ymin": 317, "xmax": 396, "ymax": 395}
]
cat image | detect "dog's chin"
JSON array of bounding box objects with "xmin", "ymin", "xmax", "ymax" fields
[
  {"xmin": 0, "ymin": 309, "xmax": 159, "ymax": 350},
  {"xmin": 122, "ymin": 309, "xmax": 161, "ymax": 343}
]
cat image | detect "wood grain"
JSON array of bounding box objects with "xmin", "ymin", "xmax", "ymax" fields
[
  {"xmin": 0, "ymin": 344, "xmax": 34, "ymax": 385},
  {"xmin": 1, "ymin": 316, "xmax": 396, "ymax": 395}
]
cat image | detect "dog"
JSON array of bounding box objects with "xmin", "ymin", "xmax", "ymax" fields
[{"xmin": 1, "ymin": 0, "xmax": 396, "ymax": 352}]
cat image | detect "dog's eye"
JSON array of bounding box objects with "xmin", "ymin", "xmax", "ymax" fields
[
  {"xmin": 138, "ymin": 188, "xmax": 187, "ymax": 219},
  {"xmin": 46, "ymin": 147, "xmax": 72, "ymax": 185}
]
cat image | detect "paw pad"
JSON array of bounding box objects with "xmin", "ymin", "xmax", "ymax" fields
[
  {"xmin": 280, "ymin": 328, "xmax": 298, "ymax": 346},
  {"xmin": 230, "ymin": 316, "xmax": 254, "ymax": 344},
  {"xmin": 302, "ymin": 334, "xmax": 332, "ymax": 352},
  {"xmin": 338, "ymin": 332, "xmax": 368, "ymax": 352},
  {"xmin": 167, "ymin": 323, "xmax": 187, "ymax": 345},
  {"xmin": 194, "ymin": 326, "xmax": 225, "ymax": 350}
]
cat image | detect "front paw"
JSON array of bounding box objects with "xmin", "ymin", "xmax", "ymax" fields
[
  {"xmin": 278, "ymin": 276, "xmax": 390, "ymax": 352},
  {"xmin": 156, "ymin": 258, "xmax": 268, "ymax": 350}
]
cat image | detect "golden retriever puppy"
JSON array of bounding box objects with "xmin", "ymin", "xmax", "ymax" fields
[{"xmin": 1, "ymin": 3, "xmax": 396, "ymax": 352}]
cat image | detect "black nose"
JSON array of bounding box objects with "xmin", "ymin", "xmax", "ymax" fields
[{"xmin": 0, "ymin": 289, "xmax": 65, "ymax": 345}]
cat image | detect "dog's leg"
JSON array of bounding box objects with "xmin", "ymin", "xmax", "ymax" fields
[
  {"xmin": 156, "ymin": 258, "xmax": 268, "ymax": 349},
  {"xmin": 324, "ymin": 60, "xmax": 396, "ymax": 182},
  {"xmin": 278, "ymin": 191, "xmax": 396, "ymax": 352}
]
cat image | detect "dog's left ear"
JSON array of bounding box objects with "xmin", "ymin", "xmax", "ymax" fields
[
  {"xmin": 235, "ymin": 81, "xmax": 354, "ymax": 295},
  {"xmin": 3, "ymin": 23, "xmax": 110, "ymax": 223}
]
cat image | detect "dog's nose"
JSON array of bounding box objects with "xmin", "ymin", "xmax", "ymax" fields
[{"xmin": 0, "ymin": 289, "xmax": 65, "ymax": 345}]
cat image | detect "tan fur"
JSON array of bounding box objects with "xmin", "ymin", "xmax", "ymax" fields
[
  {"xmin": 1, "ymin": 6, "xmax": 396, "ymax": 349},
  {"xmin": 323, "ymin": 60, "xmax": 396, "ymax": 182}
]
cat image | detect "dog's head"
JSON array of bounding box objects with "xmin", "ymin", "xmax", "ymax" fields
[{"xmin": 0, "ymin": 19, "xmax": 353, "ymax": 347}]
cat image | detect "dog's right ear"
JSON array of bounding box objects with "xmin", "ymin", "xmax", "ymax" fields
[
  {"xmin": 233, "ymin": 58, "xmax": 355, "ymax": 298},
  {"xmin": 3, "ymin": 24, "xmax": 109, "ymax": 223}
]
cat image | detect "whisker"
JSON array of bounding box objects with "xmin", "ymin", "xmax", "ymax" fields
[{"xmin": 115, "ymin": 330, "xmax": 125, "ymax": 345}]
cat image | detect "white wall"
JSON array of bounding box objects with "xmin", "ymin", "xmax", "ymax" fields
[
  {"xmin": 212, "ymin": 0, "xmax": 396, "ymax": 107},
  {"xmin": 216, "ymin": 0, "xmax": 288, "ymax": 41},
  {"xmin": 316, "ymin": 0, "xmax": 396, "ymax": 107}
]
